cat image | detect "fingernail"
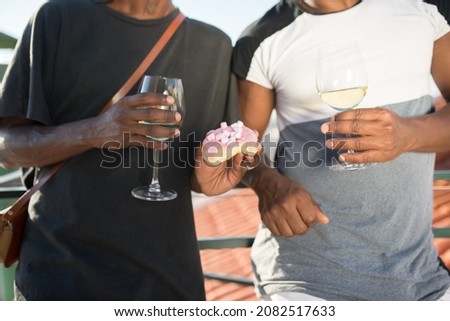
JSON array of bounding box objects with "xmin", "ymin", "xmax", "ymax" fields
[
  {"xmin": 325, "ymin": 140, "xmax": 334, "ymax": 148},
  {"xmin": 175, "ymin": 112, "xmax": 182, "ymax": 121},
  {"xmin": 175, "ymin": 129, "xmax": 180, "ymax": 137},
  {"xmin": 318, "ymin": 209, "xmax": 329, "ymax": 224},
  {"xmin": 166, "ymin": 96, "xmax": 175, "ymax": 104},
  {"xmin": 339, "ymin": 155, "xmax": 346, "ymax": 162},
  {"xmin": 321, "ymin": 123, "xmax": 330, "ymax": 133}
]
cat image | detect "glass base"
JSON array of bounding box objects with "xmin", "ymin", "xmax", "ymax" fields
[
  {"xmin": 329, "ymin": 162, "xmax": 376, "ymax": 171},
  {"xmin": 131, "ymin": 186, "xmax": 177, "ymax": 201}
]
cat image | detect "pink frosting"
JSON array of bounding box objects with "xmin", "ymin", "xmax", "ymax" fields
[{"xmin": 202, "ymin": 121, "xmax": 258, "ymax": 164}]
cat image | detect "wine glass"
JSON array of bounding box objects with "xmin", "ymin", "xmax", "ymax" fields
[
  {"xmin": 131, "ymin": 75, "xmax": 185, "ymax": 201},
  {"xmin": 316, "ymin": 42, "xmax": 369, "ymax": 171}
]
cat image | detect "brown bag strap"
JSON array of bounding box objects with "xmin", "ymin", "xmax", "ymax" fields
[{"xmin": 2, "ymin": 12, "xmax": 186, "ymax": 220}]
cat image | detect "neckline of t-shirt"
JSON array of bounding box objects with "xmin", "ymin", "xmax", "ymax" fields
[
  {"xmin": 298, "ymin": 0, "xmax": 363, "ymax": 16},
  {"xmin": 97, "ymin": 4, "xmax": 180, "ymax": 27}
]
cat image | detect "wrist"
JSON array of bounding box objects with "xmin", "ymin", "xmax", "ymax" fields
[{"xmin": 243, "ymin": 159, "xmax": 274, "ymax": 191}]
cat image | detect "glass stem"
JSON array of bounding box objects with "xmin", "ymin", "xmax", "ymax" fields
[{"xmin": 149, "ymin": 148, "xmax": 161, "ymax": 193}]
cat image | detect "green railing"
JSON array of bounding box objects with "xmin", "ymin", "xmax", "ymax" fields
[
  {"xmin": 434, "ymin": 169, "xmax": 450, "ymax": 180},
  {"xmin": 198, "ymin": 236, "xmax": 255, "ymax": 285}
]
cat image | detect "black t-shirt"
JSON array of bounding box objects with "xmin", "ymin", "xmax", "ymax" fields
[
  {"xmin": 232, "ymin": 0, "xmax": 299, "ymax": 80},
  {"xmin": 0, "ymin": 0, "xmax": 238, "ymax": 300}
]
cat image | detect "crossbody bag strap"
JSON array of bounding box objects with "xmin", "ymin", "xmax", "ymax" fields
[{"xmin": 2, "ymin": 12, "xmax": 186, "ymax": 220}]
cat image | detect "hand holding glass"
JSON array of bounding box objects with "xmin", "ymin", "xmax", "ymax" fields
[
  {"xmin": 316, "ymin": 42, "xmax": 369, "ymax": 171},
  {"xmin": 131, "ymin": 75, "xmax": 185, "ymax": 201}
]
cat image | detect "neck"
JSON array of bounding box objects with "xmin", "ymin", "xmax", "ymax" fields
[
  {"xmin": 107, "ymin": 0, "xmax": 175, "ymax": 19},
  {"xmin": 298, "ymin": 0, "xmax": 360, "ymax": 14}
]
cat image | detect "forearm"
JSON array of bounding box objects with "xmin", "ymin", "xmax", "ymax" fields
[
  {"xmin": 0, "ymin": 93, "xmax": 183, "ymax": 169},
  {"xmin": 407, "ymin": 105, "xmax": 450, "ymax": 153},
  {"xmin": 0, "ymin": 118, "xmax": 100, "ymax": 168}
]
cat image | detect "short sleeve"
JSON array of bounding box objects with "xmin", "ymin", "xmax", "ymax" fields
[
  {"xmin": 419, "ymin": 1, "xmax": 450, "ymax": 40},
  {"xmin": 233, "ymin": 37, "xmax": 274, "ymax": 90},
  {"xmin": 247, "ymin": 45, "xmax": 274, "ymax": 90},
  {"xmin": 424, "ymin": 0, "xmax": 450, "ymax": 23},
  {"xmin": 232, "ymin": 1, "xmax": 298, "ymax": 90},
  {"xmin": 0, "ymin": 3, "xmax": 62, "ymax": 125}
]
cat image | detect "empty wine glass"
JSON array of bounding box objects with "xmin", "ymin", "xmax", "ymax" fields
[
  {"xmin": 316, "ymin": 42, "xmax": 370, "ymax": 171},
  {"xmin": 131, "ymin": 75, "xmax": 185, "ymax": 201}
]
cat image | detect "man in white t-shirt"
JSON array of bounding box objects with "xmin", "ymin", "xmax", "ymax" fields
[{"xmin": 233, "ymin": 0, "xmax": 450, "ymax": 300}]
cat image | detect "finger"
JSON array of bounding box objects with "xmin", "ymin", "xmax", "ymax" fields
[
  {"xmin": 133, "ymin": 122, "xmax": 180, "ymax": 139},
  {"xmin": 318, "ymin": 211, "xmax": 330, "ymax": 224},
  {"xmin": 240, "ymin": 149, "xmax": 263, "ymax": 171},
  {"xmin": 259, "ymin": 206, "xmax": 281, "ymax": 236},
  {"xmin": 261, "ymin": 204, "xmax": 298, "ymax": 237},
  {"xmin": 283, "ymin": 214, "xmax": 310, "ymax": 236},
  {"xmin": 272, "ymin": 199, "xmax": 312, "ymax": 236},
  {"xmin": 339, "ymin": 150, "xmax": 378, "ymax": 164},
  {"xmin": 266, "ymin": 214, "xmax": 298, "ymax": 237},
  {"xmin": 232, "ymin": 153, "xmax": 250, "ymax": 174},
  {"xmin": 263, "ymin": 220, "xmax": 282, "ymax": 237},
  {"xmin": 321, "ymin": 108, "xmax": 397, "ymax": 135},
  {"xmin": 132, "ymin": 107, "xmax": 182, "ymax": 124},
  {"xmin": 325, "ymin": 135, "xmax": 386, "ymax": 151},
  {"xmin": 333, "ymin": 107, "xmax": 385, "ymax": 121},
  {"xmin": 278, "ymin": 220, "xmax": 302, "ymax": 237},
  {"xmin": 122, "ymin": 92, "xmax": 175, "ymax": 109},
  {"xmin": 295, "ymin": 202, "xmax": 329, "ymax": 229},
  {"xmin": 321, "ymin": 119, "xmax": 379, "ymax": 136}
]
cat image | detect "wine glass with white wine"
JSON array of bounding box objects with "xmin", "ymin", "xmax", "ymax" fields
[
  {"xmin": 131, "ymin": 75, "xmax": 185, "ymax": 201},
  {"xmin": 316, "ymin": 41, "xmax": 370, "ymax": 171}
]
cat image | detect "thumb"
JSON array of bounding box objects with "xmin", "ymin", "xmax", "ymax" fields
[{"xmin": 317, "ymin": 210, "xmax": 329, "ymax": 224}]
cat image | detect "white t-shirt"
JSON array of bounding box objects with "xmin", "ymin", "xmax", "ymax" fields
[
  {"xmin": 245, "ymin": 0, "xmax": 449, "ymax": 131},
  {"xmin": 233, "ymin": 0, "xmax": 450, "ymax": 300}
]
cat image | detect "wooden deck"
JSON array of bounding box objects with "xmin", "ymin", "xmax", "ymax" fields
[{"xmin": 193, "ymin": 188, "xmax": 259, "ymax": 301}]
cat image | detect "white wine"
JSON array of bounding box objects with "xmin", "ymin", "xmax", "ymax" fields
[{"xmin": 319, "ymin": 86, "xmax": 367, "ymax": 111}]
